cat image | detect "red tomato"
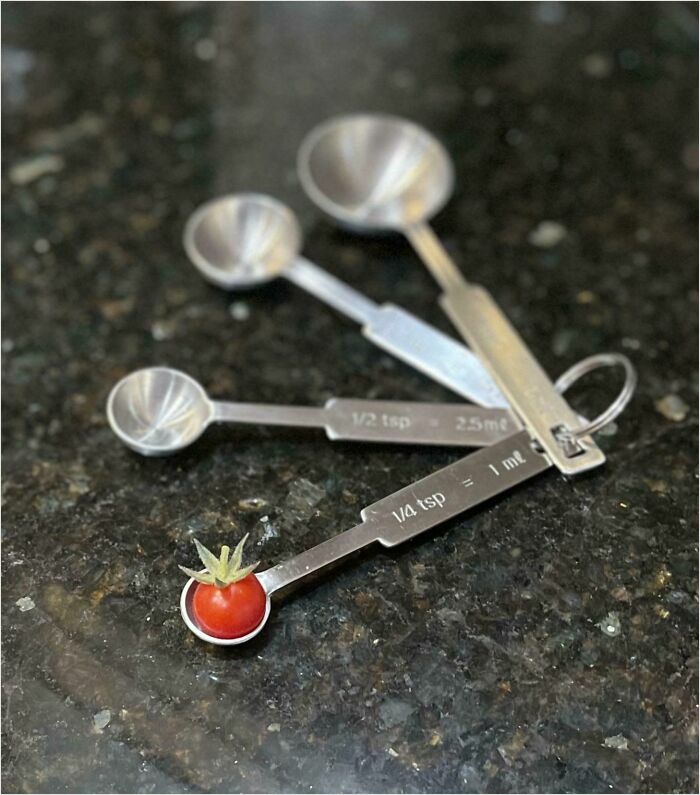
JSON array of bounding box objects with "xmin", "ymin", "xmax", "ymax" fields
[{"xmin": 192, "ymin": 573, "xmax": 266, "ymax": 639}]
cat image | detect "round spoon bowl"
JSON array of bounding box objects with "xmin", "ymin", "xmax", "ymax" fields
[
  {"xmin": 180, "ymin": 575, "xmax": 272, "ymax": 646},
  {"xmin": 107, "ymin": 367, "xmax": 212, "ymax": 456},
  {"xmin": 183, "ymin": 193, "xmax": 302, "ymax": 289},
  {"xmin": 298, "ymin": 114, "xmax": 454, "ymax": 231}
]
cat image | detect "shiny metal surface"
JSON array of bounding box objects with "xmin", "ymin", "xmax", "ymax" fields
[
  {"xmin": 324, "ymin": 399, "xmax": 516, "ymax": 445},
  {"xmin": 183, "ymin": 192, "xmax": 508, "ymax": 408},
  {"xmin": 183, "ymin": 193, "xmax": 302, "ymax": 289},
  {"xmin": 297, "ymin": 113, "xmax": 454, "ymax": 231},
  {"xmin": 440, "ymin": 286, "xmax": 606, "ymax": 474},
  {"xmin": 362, "ymin": 303, "xmax": 508, "ymax": 408},
  {"xmin": 298, "ymin": 115, "xmax": 607, "ymax": 474},
  {"xmin": 553, "ymin": 352, "xmax": 637, "ymax": 439},
  {"xmin": 107, "ymin": 367, "xmax": 213, "ymax": 456},
  {"xmin": 254, "ymin": 430, "xmax": 550, "ymax": 596},
  {"xmin": 107, "ymin": 367, "xmax": 517, "ymax": 456}
]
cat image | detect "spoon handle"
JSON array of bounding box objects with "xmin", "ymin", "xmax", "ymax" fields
[
  {"xmin": 255, "ymin": 521, "xmax": 377, "ymax": 595},
  {"xmin": 405, "ymin": 222, "xmax": 606, "ymax": 475},
  {"xmin": 286, "ymin": 257, "xmax": 508, "ymax": 408},
  {"xmin": 212, "ymin": 398, "xmax": 516, "ymax": 447},
  {"xmin": 255, "ymin": 430, "xmax": 550, "ymax": 595},
  {"xmin": 405, "ymin": 223, "xmax": 464, "ymax": 292},
  {"xmin": 212, "ymin": 401, "xmax": 327, "ymax": 428},
  {"xmin": 362, "ymin": 304, "xmax": 508, "ymax": 408},
  {"xmin": 439, "ymin": 286, "xmax": 606, "ymax": 474},
  {"xmin": 286, "ymin": 257, "xmax": 379, "ymax": 325},
  {"xmin": 323, "ymin": 398, "xmax": 516, "ymax": 446}
]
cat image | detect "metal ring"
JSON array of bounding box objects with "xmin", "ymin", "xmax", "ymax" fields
[{"xmin": 554, "ymin": 352, "xmax": 637, "ymax": 438}]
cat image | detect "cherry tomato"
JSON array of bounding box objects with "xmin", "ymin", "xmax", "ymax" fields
[{"xmin": 192, "ymin": 573, "xmax": 266, "ymax": 639}]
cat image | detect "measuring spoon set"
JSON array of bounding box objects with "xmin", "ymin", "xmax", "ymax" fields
[{"xmin": 107, "ymin": 113, "xmax": 637, "ymax": 646}]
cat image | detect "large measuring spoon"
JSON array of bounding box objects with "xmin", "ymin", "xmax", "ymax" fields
[
  {"xmin": 298, "ymin": 115, "xmax": 605, "ymax": 475},
  {"xmin": 183, "ymin": 193, "xmax": 508, "ymax": 409},
  {"xmin": 107, "ymin": 366, "xmax": 517, "ymax": 456},
  {"xmin": 181, "ymin": 353, "xmax": 637, "ymax": 645}
]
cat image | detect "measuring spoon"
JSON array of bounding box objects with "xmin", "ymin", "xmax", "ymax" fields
[
  {"xmin": 298, "ymin": 115, "xmax": 605, "ymax": 475},
  {"xmin": 107, "ymin": 367, "xmax": 517, "ymax": 456},
  {"xmin": 181, "ymin": 352, "xmax": 636, "ymax": 645},
  {"xmin": 183, "ymin": 193, "xmax": 508, "ymax": 409}
]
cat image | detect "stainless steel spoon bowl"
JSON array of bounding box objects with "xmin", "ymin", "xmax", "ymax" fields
[
  {"xmin": 297, "ymin": 113, "xmax": 454, "ymax": 231},
  {"xmin": 183, "ymin": 193, "xmax": 302, "ymax": 289},
  {"xmin": 107, "ymin": 367, "xmax": 212, "ymax": 456}
]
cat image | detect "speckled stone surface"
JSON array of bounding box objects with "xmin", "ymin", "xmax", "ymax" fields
[{"xmin": 2, "ymin": 3, "xmax": 698, "ymax": 793}]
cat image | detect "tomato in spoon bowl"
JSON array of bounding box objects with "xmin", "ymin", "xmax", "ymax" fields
[{"xmin": 179, "ymin": 535, "xmax": 267, "ymax": 640}]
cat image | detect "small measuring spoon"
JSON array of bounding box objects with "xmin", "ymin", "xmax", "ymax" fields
[
  {"xmin": 183, "ymin": 193, "xmax": 508, "ymax": 409},
  {"xmin": 298, "ymin": 115, "xmax": 605, "ymax": 475},
  {"xmin": 107, "ymin": 367, "xmax": 518, "ymax": 456},
  {"xmin": 182, "ymin": 429, "xmax": 549, "ymax": 644},
  {"xmin": 181, "ymin": 352, "xmax": 636, "ymax": 645}
]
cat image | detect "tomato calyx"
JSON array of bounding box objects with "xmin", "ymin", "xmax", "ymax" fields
[{"xmin": 179, "ymin": 534, "xmax": 259, "ymax": 588}]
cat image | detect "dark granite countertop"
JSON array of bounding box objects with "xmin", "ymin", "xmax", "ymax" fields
[{"xmin": 2, "ymin": 3, "xmax": 698, "ymax": 793}]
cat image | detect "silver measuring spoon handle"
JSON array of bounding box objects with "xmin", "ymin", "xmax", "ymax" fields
[
  {"xmin": 285, "ymin": 257, "xmax": 509, "ymax": 409},
  {"xmin": 256, "ymin": 521, "xmax": 377, "ymax": 595},
  {"xmin": 323, "ymin": 398, "xmax": 516, "ymax": 446},
  {"xmin": 211, "ymin": 401, "xmax": 327, "ymax": 428},
  {"xmin": 405, "ymin": 223, "xmax": 464, "ymax": 293},
  {"xmin": 285, "ymin": 256, "xmax": 379, "ymax": 324},
  {"xmin": 405, "ymin": 222, "xmax": 606, "ymax": 475},
  {"xmin": 211, "ymin": 397, "xmax": 516, "ymax": 446},
  {"xmin": 439, "ymin": 284, "xmax": 606, "ymax": 473},
  {"xmin": 255, "ymin": 430, "xmax": 550, "ymax": 595}
]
